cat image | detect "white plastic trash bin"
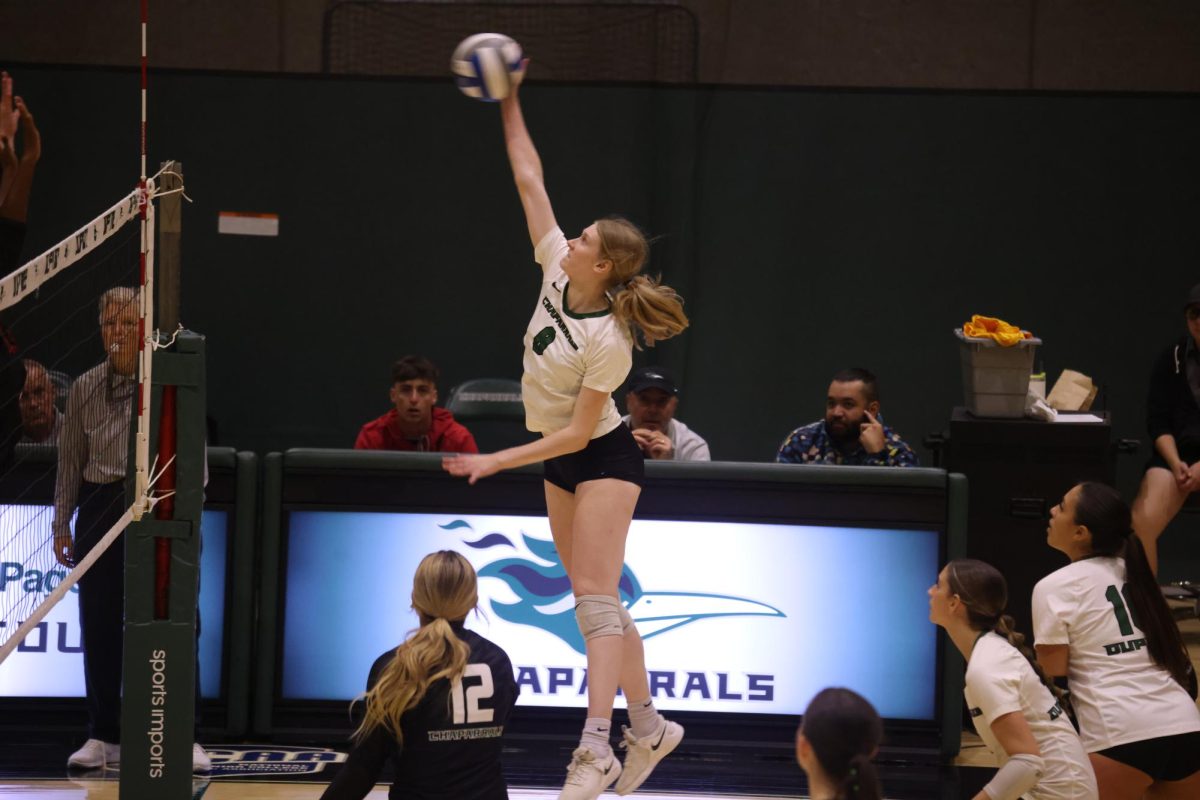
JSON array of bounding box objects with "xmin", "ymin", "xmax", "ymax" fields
[{"xmin": 956, "ymin": 329, "xmax": 1042, "ymax": 418}]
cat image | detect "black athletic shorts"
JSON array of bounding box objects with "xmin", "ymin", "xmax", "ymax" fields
[
  {"xmin": 544, "ymin": 423, "xmax": 644, "ymax": 492},
  {"xmin": 1146, "ymin": 440, "xmax": 1200, "ymax": 474},
  {"xmin": 1096, "ymin": 730, "xmax": 1200, "ymax": 782}
]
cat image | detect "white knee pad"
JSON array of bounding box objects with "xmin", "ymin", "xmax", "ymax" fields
[
  {"xmin": 575, "ymin": 595, "xmax": 624, "ymax": 640},
  {"xmin": 618, "ymin": 604, "xmax": 635, "ymax": 634}
]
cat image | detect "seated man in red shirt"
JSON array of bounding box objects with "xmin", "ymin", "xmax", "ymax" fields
[{"xmin": 354, "ymin": 355, "xmax": 478, "ymax": 453}]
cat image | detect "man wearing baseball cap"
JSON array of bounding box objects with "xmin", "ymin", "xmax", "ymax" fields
[
  {"xmin": 621, "ymin": 366, "xmax": 710, "ymax": 461},
  {"xmin": 1132, "ymin": 283, "xmax": 1200, "ymax": 575}
]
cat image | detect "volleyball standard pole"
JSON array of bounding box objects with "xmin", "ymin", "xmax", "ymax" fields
[{"xmin": 119, "ymin": 2, "xmax": 204, "ymax": 793}]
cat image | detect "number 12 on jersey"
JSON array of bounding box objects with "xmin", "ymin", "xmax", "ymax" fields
[{"xmin": 451, "ymin": 663, "xmax": 496, "ymax": 724}]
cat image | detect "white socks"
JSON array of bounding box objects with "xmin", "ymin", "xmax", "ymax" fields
[
  {"xmin": 580, "ymin": 717, "xmax": 612, "ymax": 758},
  {"xmin": 578, "ymin": 699, "xmax": 660, "ymax": 756},
  {"xmin": 628, "ymin": 697, "xmax": 661, "ymax": 739}
]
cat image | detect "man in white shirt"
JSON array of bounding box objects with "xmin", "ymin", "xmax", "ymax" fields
[{"xmin": 621, "ymin": 366, "xmax": 710, "ymax": 462}]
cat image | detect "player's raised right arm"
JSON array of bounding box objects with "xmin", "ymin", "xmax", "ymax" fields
[{"xmin": 500, "ymin": 85, "xmax": 557, "ymax": 249}]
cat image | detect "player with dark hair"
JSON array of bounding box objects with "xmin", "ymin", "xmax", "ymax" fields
[
  {"xmin": 321, "ymin": 550, "xmax": 518, "ymax": 800},
  {"xmin": 795, "ymin": 687, "xmax": 884, "ymax": 800},
  {"xmin": 442, "ymin": 62, "xmax": 688, "ymax": 800},
  {"xmin": 1034, "ymin": 482, "xmax": 1200, "ymax": 799},
  {"xmin": 931, "ymin": 559, "xmax": 1097, "ymax": 799}
]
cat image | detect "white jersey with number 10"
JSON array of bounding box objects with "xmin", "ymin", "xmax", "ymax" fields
[{"xmin": 1032, "ymin": 557, "xmax": 1200, "ymax": 752}]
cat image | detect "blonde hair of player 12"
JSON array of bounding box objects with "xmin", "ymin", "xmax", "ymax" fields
[
  {"xmin": 597, "ymin": 217, "xmax": 689, "ymax": 349},
  {"xmin": 352, "ymin": 550, "xmax": 478, "ymax": 744}
]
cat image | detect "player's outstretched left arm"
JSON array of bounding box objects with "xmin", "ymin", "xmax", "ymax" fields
[{"xmin": 499, "ymin": 65, "xmax": 557, "ymax": 251}]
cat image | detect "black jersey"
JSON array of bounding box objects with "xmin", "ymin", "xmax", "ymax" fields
[{"xmin": 321, "ymin": 624, "xmax": 519, "ymax": 800}]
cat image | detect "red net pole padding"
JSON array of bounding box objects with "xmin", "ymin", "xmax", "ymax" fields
[{"xmin": 153, "ymin": 385, "xmax": 177, "ymax": 620}]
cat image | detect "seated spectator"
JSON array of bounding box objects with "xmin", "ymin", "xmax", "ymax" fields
[
  {"xmin": 355, "ymin": 355, "xmax": 478, "ymax": 453},
  {"xmin": 777, "ymin": 368, "xmax": 917, "ymax": 467},
  {"xmin": 19, "ymin": 358, "xmax": 60, "ymax": 444},
  {"xmin": 1132, "ymin": 283, "xmax": 1200, "ymax": 575},
  {"xmin": 621, "ymin": 366, "xmax": 710, "ymax": 461}
]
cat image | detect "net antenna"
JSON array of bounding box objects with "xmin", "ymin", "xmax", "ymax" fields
[{"xmin": 136, "ymin": 0, "xmax": 153, "ymax": 518}]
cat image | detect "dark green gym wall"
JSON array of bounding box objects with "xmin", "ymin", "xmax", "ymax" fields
[{"xmin": 13, "ymin": 66, "xmax": 1200, "ymax": 495}]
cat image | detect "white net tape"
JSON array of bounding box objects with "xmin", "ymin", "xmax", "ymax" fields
[{"xmin": 0, "ymin": 189, "xmax": 141, "ymax": 313}]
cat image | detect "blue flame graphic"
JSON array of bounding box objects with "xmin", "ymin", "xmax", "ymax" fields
[{"xmin": 443, "ymin": 520, "xmax": 784, "ymax": 654}]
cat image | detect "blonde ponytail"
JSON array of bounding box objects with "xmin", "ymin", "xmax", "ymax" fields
[
  {"xmin": 596, "ymin": 217, "xmax": 689, "ymax": 349},
  {"xmin": 611, "ymin": 274, "xmax": 689, "ymax": 348},
  {"xmin": 354, "ymin": 618, "xmax": 470, "ymax": 744},
  {"xmin": 351, "ymin": 551, "xmax": 478, "ymax": 744}
]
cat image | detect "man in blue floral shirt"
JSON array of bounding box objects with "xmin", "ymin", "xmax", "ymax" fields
[{"xmin": 776, "ymin": 368, "xmax": 918, "ymax": 467}]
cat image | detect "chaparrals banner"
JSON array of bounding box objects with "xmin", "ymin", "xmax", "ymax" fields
[{"xmin": 281, "ymin": 511, "xmax": 939, "ymax": 720}]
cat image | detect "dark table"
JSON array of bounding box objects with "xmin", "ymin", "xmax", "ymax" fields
[{"xmin": 943, "ymin": 407, "xmax": 1115, "ymax": 640}]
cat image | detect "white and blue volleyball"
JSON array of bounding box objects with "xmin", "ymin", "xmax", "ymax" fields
[{"xmin": 451, "ymin": 33, "xmax": 524, "ymax": 101}]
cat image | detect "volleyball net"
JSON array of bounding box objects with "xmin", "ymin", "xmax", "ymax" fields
[{"xmin": 0, "ymin": 174, "xmax": 170, "ymax": 672}]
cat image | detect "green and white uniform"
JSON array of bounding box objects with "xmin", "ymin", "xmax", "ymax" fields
[
  {"xmin": 521, "ymin": 227, "xmax": 631, "ymax": 438},
  {"xmin": 1033, "ymin": 557, "xmax": 1200, "ymax": 752},
  {"xmin": 965, "ymin": 632, "xmax": 1097, "ymax": 799}
]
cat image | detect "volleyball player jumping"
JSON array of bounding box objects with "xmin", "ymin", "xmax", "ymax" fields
[{"xmin": 443, "ymin": 66, "xmax": 689, "ymax": 800}]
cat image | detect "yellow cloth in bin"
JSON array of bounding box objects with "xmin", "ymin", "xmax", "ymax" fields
[{"xmin": 962, "ymin": 315, "xmax": 1034, "ymax": 347}]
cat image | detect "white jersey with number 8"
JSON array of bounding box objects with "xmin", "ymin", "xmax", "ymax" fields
[
  {"xmin": 520, "ymin": 227, "xmax": 632, "ymax": 439},
  {"xmin": 1032, "ymin": 557, "xmax": 1200, "ymax": 751}
]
